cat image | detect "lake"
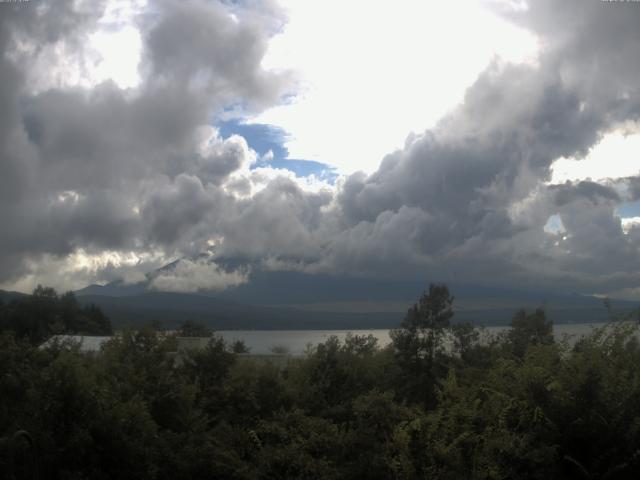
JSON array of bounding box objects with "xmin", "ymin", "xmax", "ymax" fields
[{"xmin": 217, "ymin": 322, "xmax": 613, "ymax": 355}]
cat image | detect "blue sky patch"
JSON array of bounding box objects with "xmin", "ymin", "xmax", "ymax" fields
[
  {"xmin": 617, "ymin": 200, "xmax": 640, "ymax": 218},
  {"xmin": 266, "ymin": 158, "xmax": 339, "ymax": 183},
  {"xmin": 218, "ymin": 119, "xmax": 338, "ymax": 183},
  {"xmin": 218, "ymin": 119, "xmax": 289, "ymax": 161},
  {"xmin": 544, "ymin": 214, "xmax": 566, "ymax": 234}
]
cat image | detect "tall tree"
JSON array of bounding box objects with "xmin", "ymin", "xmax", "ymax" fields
[
  {"xmin": 177, "ymin": 320, "xmax": 212, "ymax": 338},
  {"xmin": 390, "ymin": 284, "xmax": 454, "ymax": 407},
  {"xmin": 508, "ymin": 308, "xmax": 553, "ymax": 358}
]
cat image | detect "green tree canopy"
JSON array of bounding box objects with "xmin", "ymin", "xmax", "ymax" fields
[
  {"xmin": 390, "ymin": 283, "xmax": 454, "ymax": 407},
  {"xmin": 0, "ymin": 286, "xmax": 112, "ymax": 343},
  {"xmin": 177, "ymin": 319, "xmax": 213, "ymax": 337},
  {"xmin": 508, "ymin": 308, "xmax": 553, "ymax": 358}
]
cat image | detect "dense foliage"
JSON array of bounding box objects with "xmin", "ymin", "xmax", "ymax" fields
[
  {"xmin": 0, "ymin": 286, "xmax": 112, "ymax": 343},
  {"xmin": 1, "ymin": 285, "xmax": 640, "ymax": 479}
]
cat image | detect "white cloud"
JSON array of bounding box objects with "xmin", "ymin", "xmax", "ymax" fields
[
  {"xmin": 0, "ymin": 249, "xmax": 167, "ymax": 293},
  {"xmin": 5, "ymin": 0, "xmax": 640, "ymax": 301},
  {"xmin": 149, "ymin": 259, "xmax": 248, "ymax": 293},
  {"xmin": 89, "ymin": 24, "xmax": 142, "ymax": 89},
  {"xmin": 621, "ymin": 216, "xmax": 640, "ymax": 234},
  {"xmin": 254, "ymin": 0, "xmax": 539, "ymax": 173},
  {"xmin": 11, "ymin": 0, "xmax": 145, "ymax": 93},
  {"xmin": 550, "ymin": 129, "xmax": 640, "ymax": 184}
]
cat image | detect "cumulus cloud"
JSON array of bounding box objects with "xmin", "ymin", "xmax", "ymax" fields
[
  {"xmin": 149, "ymin": 257, "xmax": 248, "ymax": 293},
  {"xmin": 0, "ymin": 0, "xmax": 295, "ymax": 290},
  {"xmin": 316, "ymin": 0, "xmax": 640, "ymax": 292},
  {"xmin": 621, "ymin": 218, "xmax": 640, "ymax": 234},
  {"xmin": 2, "ymin": 0, "xmax": 640, "ymax": 299}
]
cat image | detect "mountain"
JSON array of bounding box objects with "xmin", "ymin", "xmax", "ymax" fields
[
  {"xmin": 74, "ymin": 292, "xmax": 398, "ymax": 330},
  {"xmin": 75, "ymin": 282, "xmax": 149, "ymax": 297},
  {"xmin": 0, "ymin": 290, "xmax": 27, "ymax": 303},
  {"xmin": 74, "ymin": 258, "xmax": 186, "ymax": 297},
  {"xmin": 67, "ymin": 261, "xmax": 640, "ymax": 329},
  {"xmin": 3, "ymin": 275, "xmax": 637, "ymax": 330}
]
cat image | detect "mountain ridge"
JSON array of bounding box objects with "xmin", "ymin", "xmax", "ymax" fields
[{"xmin": 11, "ymin": 259, "xmax": 636, "ymax": 330}]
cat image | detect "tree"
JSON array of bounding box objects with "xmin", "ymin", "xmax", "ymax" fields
[
  {"xmin": 269, "ymin": 344, "xmax": 290, "ymax": 355},
  {"xmin": 451, "ymin": 321, "xmax": 482, "ymax": 364},
  {"xmin": 508, "ymin": 308, "xmax": 553, "ymax": 358},
  {"xmin": 177, "ymin": 320, "xmax": 212, "ymax": 337},
  {"xmin": 230, "ymin": 339, "xmax": 250, "ymax": 354},
  {"xmin": 181, "ymin": 336, "xmax": 236, "ymax": 416},
  {"xmin": 0, "ymin": 287, "xmax": 112, "ymax": 343},
  {"xmin": 390, "ymin": 284, "xmax": 454, "ymax": 407},
  {"xmin": 343, "ymin": 333, "xmax": 379, "ymax": 356},
  {"xmin": 79, "ymin": 302, "xmax": 113, "ymax": 335}
]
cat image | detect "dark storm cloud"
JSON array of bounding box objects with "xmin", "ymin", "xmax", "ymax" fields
[
  {"xmin": 329, "ymin": 63, "xmax": 603, "ymax": 280},
  {"xmin": 142, "ymin": 0, "xmax": 288, "ymax": 111},
  {"xmin": 215, "ymin": 176, "xmax": 332, "ymax": 266},
  {"xmin": 21, "ymin": 84, "xmax": 212, "ymax": 191},
  {"xmin": 319, "ymin": 0, "xmax": 640, "ymax": 291},
  {"xmin": 0, "ymin": 0, "xmax": 109, "ymax": 278},
  {"xmin": 624, "ymin": 176, "xmax": 640, "ymax": 201},
  {"xmin": 189, "ymin": 133, "xmax": 254, "ymax": 185},
  {"xmin": 336, "ymin": 63, "xmax": 604, "ymax": 241},
  {"xmin": 0, "ymin": 0, "xmax": 293, "ymax": 287},
  {"xmin": 2, "ymin": 0, "xmax": 640, "ymax": 296},
  {"xmin": 551, "ymin": 181, "xmax": 620, "ymax": 207},
  {"xmin": 494, "ymin": 0, "xmax": 640, "ymax": 126},
  {"xmin": 46, "ymin": 190, "xmax": 140, "ymax": 251},
  {"xmin": 0, "ymin": 0, "xmax": 105, "ymax": 46},
  {"xmin": 141, "ymin": 174, "xmax": 217, "ymax": 246}
]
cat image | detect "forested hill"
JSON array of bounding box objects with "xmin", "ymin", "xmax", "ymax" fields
[
  {"xmin": 71, "ymin": 270, "xmax": 639, "ymax": 329},
  {"xmin": 2, "ymin": 282, "xmax": 638, "ymax": 332},
  {"xmin": 74, "ymin": 290, "xmax": 634, "ymax": 331},
  {"xmin": 73, "ymin": 292, "xmax": 398, "ymax": 330},
  {"xmin": 0, "ymin": 286, "xmax": 112, "ymax": 343},
  {"xmin": 0, "ymin": 289, "xmax": 26, "ymax": 303}
]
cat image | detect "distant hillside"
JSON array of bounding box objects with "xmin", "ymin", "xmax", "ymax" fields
[
  {"xmin": 0, "ymin": 290, "xmax": 27, "ymax": 303},
  {"xmin": 3, "ymin": 283, "xmax": 636, "ymax": 330},
  {"xmin": 71, "ymin": 267, "xmax": 639, "ymax": 329},
  {"xmin": 74, "ymin": 291, "xmax": 636, "ymax": 330},
  {"xmin": 75, "ymin": 282, "xmax": 149, "ymax": 297},
  {"xmin": 75, "ymin": 292, "xmax": 400, "ymax": 330}
]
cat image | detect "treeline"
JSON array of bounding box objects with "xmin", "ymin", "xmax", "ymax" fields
[
  {"xmin": 0, "ymin": 286, "xmax": 112, "ymax": 343},
  {"xmin": 1, "ymin": 285, "xmax": 640, "ymax": 478}
]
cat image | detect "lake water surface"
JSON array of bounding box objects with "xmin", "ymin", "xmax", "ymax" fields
[{"xmin": 217, "ymin": 323, "xmax": 612, "ymax": 355}]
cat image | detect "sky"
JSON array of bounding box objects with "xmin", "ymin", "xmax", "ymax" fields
[{"xmin": 1, "ymin": 0, "xmax": 640, "ymax": 299}]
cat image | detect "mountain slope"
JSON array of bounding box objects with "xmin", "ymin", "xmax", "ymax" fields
[
  {"xmin": 76, "ymin": 292, "xmax": 399, "ymax": 330},
  {"xmin": 70, "ymin": 264, "xmax": 639, "ymax": 329}
]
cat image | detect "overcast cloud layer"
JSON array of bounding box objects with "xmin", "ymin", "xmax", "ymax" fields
[{"xmin": 1, "ymin": 0, "xmax": 640, "ymax": 299}]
